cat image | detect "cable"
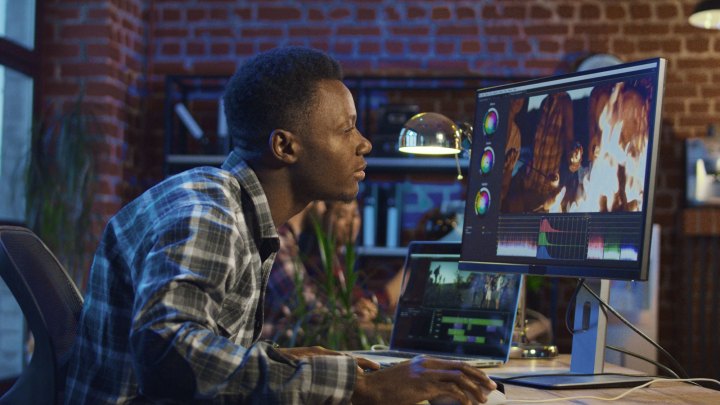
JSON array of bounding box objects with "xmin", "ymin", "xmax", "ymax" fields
[
  {"xmin": 501, "ymin": 377, "xmax": 720, "ymax": 403},
  {"xmin": 564, "ymin": 278, "xmax": 585, "ymax": 335},
  {"xmin": 580, "ymin": 280, "xmax": 690, "ymax": 379},
  {"xmin": 605, "ymin": 345, "xmax": 679, "ymax": 379}
]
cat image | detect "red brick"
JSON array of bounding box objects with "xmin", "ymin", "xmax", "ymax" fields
[
  {"xmin": 209, "ymin": 8, "xmax": 227, "ymax": 20},
  {"xmin": 485, "ymin": 26, "xmax": 519, "ymax": 36},
  {"xmin": 384, "ymin": 7, "xmax": 400, "ymax": 21},
  {"xmin": 580, "ymin": 4, "xmax": 601, "ymax": 19},
  {"xmin": 606, "ymin": 4, "xmax": 626, "ymax": 20},
  {"xmin": 359, "ymin": 42, "xmax": 380, "ymax": 53},
  {"xmin": 575, "ymin": 24, "xmax": 621, "ymax": 35},
  {"xmin": 432, "ymin": 7, "xmax": 451, "ymax": 20},
  {"xmin": 192, "ymin": 61, "xmax": 236, "ymax": 75},
  {"xmin": 435, "ymin": 42, "xmax": 454, "ymax": 55},
  {"xmin": 461, "ymin": 40, "xmax": 481, "ymax": 53},
  {"xmin": 44, "ymin": 44, "xmax": 81, "ymax": 59},
  {"xmin": 161, "ymin": 43, "xmax": 180, "ymax": 56},
  {"xmin": 187, "ymin": 42, "xmax": 205, "ymax": 55},
  {"xmin": 557, "ymin": 5, "xmax": 575, "ymax": 19},
  {"xmin": 61, "ymin": 24, "xmax": 112, "ymax": 39},
  {"xmin": 337, "ymin": 27, "xmax": 381, "ymax": 35},
  {"xmin": 612, "ymin": 39, "xmax": 635, "ymax": 54},
  {"xmin": 625, "ymin": 24, "xmax": 670, "ymax": 35},
  {"xmin": 686, "ymin": 38, "xmax": 710, "ymax": 53},
  {"xmin": 308, "ymin": 8, "xmax": 323, "ymax": 21},
  {"xmin": 564, "ymin": 38, "xmax": 586, "ymax": 52},
  {"xmin": 154, "ymin": 27, "xmax": 189, "ymax": 37},
  {"xmin": 487, "ymin": 41, "xmax": 505, "ymax": 53},
  {"xmin": 457, "ymin": 7, "xmax": 475, "ymax": 19},
  {"xmin": 195, "ymin": 27, "xmax": 233, "ymax": 37},
  {"xmin": 531, "ymin": 5, "xmax": 552, "ymax": 19},
  {"xmin": 409, "ymin": 42, "xmax": 430, "ymax": 54},
  {"xmin": 332, "ymin": 42, "xmax": 353, "ymax": 55},
  {"xmin": 436, "ymin": 26, "xmax": 478, "ymax": 36},
  {"xmin": 330, "ymin": 7, "xmax": 351, "ymax": 19},
  {"xmin": 481, "ymin": 5, "xmax": 500, "ymax": 19},
  {"xmin": 539, "ymin": 40, "xmax": 559, "ymax": 53},
  {"xmin": 210, "ymin": 43, "xmax": 230, "ymax": 55},
  {"xmin": 385, "ymin": 40, "xmax": 404, "ymax": 55},
  {"xmin": 241, "ymin": 28, "xmax": 283, "ymax": 37},
  {"xmin": 234, "ymin": 8, "xmax": 251, "ymax": 20},
  {"xmin": 525, "ymin": 24, "xmax": 568, "ymax": 36},
  {"xmin": 656, "ymin": 4, "xmax": 678, "ymax": 19},
  {"xmin": 513, "ymin": 40, "xmax": 532, "ymax": 54},
  {"xmin": 525, "ymin": 59, "xmax": 561, "ymax": 71},
  {"xmin": 428, "ymin": 60, "xmax": 470, "ymax": 71},
  {"xmin": 186, "ymin": 8, "xmax": 205, "ymax": 22},
  {"xmin": 258, "ymin": 6, "xmax": 301, "ymax": 21},
  {"xmin": 407, "ymin": 6, "xmax": 425, "ymax": 19},
  {"xmin": 61, "ymin": 62, "xmax": 112, "ymax": 77},
  {"xmin": 629, "ymin": 4, "xmax": 651, "ymax": 19},
  {"xmin": 503, "ymin": 6, "xmax": 526, "ymax": 19},
  {"xmin": 357, "ymin": 8, "xmax": 375, "ymax": 21},
  {"xmin": 390, "ymin": 27, "xmax": 429, "ymax": 36}
]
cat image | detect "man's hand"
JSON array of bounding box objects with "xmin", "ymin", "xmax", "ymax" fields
[
  {"xmin": 276, "ymin": 346, "xmax": 381, "ymax": 372},
  {"xmin": 350, "ymin": 356, "xmax": 497, "ymax": 405}
]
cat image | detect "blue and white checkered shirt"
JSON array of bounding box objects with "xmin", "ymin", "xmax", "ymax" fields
[{"xmin": 65, "ymin": 151, "xmax": 356, "ymax": 404}]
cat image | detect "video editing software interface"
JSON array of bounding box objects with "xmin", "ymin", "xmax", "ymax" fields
[
  {"xmin": 391, "ymin": 253, "xmax": 520, "ymax": 358},
  {"xmin": 460, "ymin": 59, "xmax": 665, "ymax": 280}
]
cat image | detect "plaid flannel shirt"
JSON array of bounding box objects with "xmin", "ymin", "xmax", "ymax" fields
[{"xmin": 65, "ymin": 151, "xmax": 356, "ymax": 404}]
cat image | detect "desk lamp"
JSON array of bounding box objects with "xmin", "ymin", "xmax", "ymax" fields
[
  {"xmin": 398, "ymin": 112, "xmax": 472, "ymax": 179},
  {"xmin": 398, "ymin": 112, "xmax": 558, "ymax": 359}
]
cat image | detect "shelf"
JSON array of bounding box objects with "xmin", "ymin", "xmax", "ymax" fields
[
  {"xmin": 165, "ymin": 155, "xmax": 470, "ymax": 172},
  {"xmin": 366, "ymin": 157, "xmax": 469, "ymax": 171},
  {"xmin": 167, "ymin": 154, "xmax": 225, "ymax": 165},
  {"xmin": 356, "ymin": 246, "xmax": 408, "ymax": 257}
]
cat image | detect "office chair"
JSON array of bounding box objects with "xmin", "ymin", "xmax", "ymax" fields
[{"xmin": 0, "ymin": 225, "xmax": 84, "ymax": 404}]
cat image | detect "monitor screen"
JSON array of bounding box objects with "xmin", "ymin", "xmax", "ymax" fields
[{"xmin": 460, "ymin": 59, "xmax": 666, "ymax": 280}]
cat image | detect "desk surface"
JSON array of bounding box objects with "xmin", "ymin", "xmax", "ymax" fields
[{"xmin": 489, "ymin": 356, "xmax": 719, "ymax": 404}]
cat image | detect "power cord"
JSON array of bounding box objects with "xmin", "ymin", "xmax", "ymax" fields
[
  {"xmin": 561, "ymin": 278, "xmax": 688, "ymax": 379},
  {"xmin": 579, "ymin": 280, "xmax": 690, "ymax": 379}
]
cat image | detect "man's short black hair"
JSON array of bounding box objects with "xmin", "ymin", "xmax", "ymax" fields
[{"xmin": 223, "ymin": 47, "xmax": 343, "ymax": 161}]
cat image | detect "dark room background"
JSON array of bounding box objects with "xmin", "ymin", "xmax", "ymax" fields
[{"xmin": 34, "ymin": 0, "xmax": 720, "ymax": 379}]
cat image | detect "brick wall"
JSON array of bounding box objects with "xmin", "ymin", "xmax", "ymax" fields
[
  {"xmin": 40, "ymin": 0, "xmax": 146, "ymax": 242},
  {"xmin": 40, "ymin": 0, "xmax": 720, "ymax": 378}
]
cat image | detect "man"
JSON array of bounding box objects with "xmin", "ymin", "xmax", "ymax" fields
[{"xmin": 65, "ymin": 47, "xmax": 496, "ymax": 404}]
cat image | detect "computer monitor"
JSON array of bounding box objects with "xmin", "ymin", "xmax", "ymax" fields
[{"xmin": 459, "ymin": 58, "xmax": 667, "ymax": 388}]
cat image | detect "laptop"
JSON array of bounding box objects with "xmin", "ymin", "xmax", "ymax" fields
[{"xmin": 350, "ymin": 241, "xmax": 521, "ymax": 368}]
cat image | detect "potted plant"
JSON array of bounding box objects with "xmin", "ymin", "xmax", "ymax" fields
[{"xmin": 25, "ymin": 93, "xmax": 96, "ymax": 289}]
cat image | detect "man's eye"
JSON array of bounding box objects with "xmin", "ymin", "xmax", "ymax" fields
[{"xmin": 344, "ymin": 126, "xmax": 355, "ymax": 133}]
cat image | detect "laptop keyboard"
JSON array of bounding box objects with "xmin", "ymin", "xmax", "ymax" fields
[{"xmin": 358, "ymin": 350, "xmax": 489, "ymax": 362}]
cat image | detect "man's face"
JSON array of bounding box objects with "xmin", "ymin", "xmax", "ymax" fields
[{"xmin": 292, "ymin": 80, "xmax": 372, "ymax": 202}]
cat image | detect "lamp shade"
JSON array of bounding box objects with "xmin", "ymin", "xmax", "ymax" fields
[
  {"xmin": 690, "ymin": 0, "xmax": 720, "ymax": 29},
  {"xmin": 398, "ymin": 112, "xmax": 462, "ymax": 155}
]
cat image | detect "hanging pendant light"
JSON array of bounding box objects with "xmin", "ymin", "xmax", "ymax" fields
[{"xmin": 689, "ymin": 0, "xmax": 720, "ymax": 29}]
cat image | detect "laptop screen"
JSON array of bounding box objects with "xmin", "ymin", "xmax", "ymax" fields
[{"xmin": 390, "ymin": 242, "xmax": 521, "ymax": 360}]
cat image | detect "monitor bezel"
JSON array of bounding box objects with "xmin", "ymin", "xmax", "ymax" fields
[{"xmin": 459, "ymin": 58, "xmax": 666, "ymax": 281}]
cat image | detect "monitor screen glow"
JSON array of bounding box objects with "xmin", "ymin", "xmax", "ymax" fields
[{"xmin": 460, "ymin": 59, "xmax": 666, "ymax": 281}]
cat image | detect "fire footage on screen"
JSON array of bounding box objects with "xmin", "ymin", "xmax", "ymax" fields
[
  {"xmin": 500, "ymin": 77, "xmax": 655, "ymax": 215},
  {"xmin": 467, "ymin": 75, "xmax": 656, "ymax": 266}
]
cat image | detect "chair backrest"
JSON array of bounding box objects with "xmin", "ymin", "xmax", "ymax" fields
[{"xmin": 0, "ymin": 225, "xmax": 84, "ymax": 405}]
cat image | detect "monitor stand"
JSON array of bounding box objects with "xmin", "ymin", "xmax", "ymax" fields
[{"xmin": 504, "ymin": 279, "xmax": 654, "ymax": 389}]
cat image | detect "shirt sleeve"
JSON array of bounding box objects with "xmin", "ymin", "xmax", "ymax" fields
[{"xmin": 128, "ymin": 203, "xmax": 357, "ymax": 404}]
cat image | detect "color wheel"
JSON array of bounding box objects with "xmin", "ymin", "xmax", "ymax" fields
[
  {"xmin": 483, "ymin": 108, "xmax": 499, "ymax": 136},
  {"xmin": 480, "ymin": 147, "xmax": 494, "ymax": 174},
  {"xmin": 475, "ymin": 188, "xmax": 491, "ymax": 216}
]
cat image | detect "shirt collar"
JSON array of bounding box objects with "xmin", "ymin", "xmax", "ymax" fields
[{"xmin": 222, "ymin": 150, "xmax": 278, "ymax": 241}]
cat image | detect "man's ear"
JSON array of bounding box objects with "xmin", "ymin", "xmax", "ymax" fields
[{"xmin": 268, "ymin": 129, "xmax": 299, "ymax": 164}]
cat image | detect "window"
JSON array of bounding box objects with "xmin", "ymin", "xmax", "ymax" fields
[{"xmin": 0, "ymin": 0, "xmax": 36, "ymax": 383}]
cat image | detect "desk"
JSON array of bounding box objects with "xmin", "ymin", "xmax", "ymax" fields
[{"xmin": 489, "ymin": 356, "xmax": 719, "ymax": 404}]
